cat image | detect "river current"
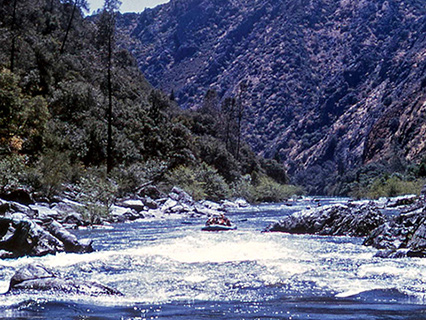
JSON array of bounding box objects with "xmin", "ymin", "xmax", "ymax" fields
[{"xmin": 1, "ymin": 198, "xmax": 426, "ymax": 319}]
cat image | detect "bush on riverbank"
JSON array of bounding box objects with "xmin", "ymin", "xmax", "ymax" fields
[
  {"xmin": 232, "ymin": 175, "xmax": 304, "ymax": 203},
  {"xmin": 349, "ymin": 174, "xmax": 424, "ymax": 199}
]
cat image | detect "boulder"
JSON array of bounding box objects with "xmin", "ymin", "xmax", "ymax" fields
[
  {"xmin": 161, "ymin": 199, "xmax": 179, "ymax": 213},
  {"xmin": 144, "ymin": 197, "xmax": 158, "ymax": 210},
  {"xmin": 10, "ymin": 202, "xmax": 37, "ymax": 217},
  {"xmin": 199, "ymin": 200, "xmax": 223, "ymax": 211},
  {"xmin": 387, "ymin": 195, "xmax": 418, "ymax": 208},
  {"xmin": 421, "ymin": 184, "xmax": 426, "ymax": 197},
  {"xmin": 137, "ymin": 185, "xmax": 163, "ymax": 199},
  {"xmin": 29, "ymin": 204, "xmax": 62, "ymax": 220},
  {"xmin": 121, "ymin": 199, "xmax": 145, "ymax": 212},
  {"xmin": 0, "ymin": 217, "xmax": 61, "ymax": 258},
  {"xmin": 43, "ymin": 218, "xmax": 93, "ymax": 253},
  {"xmin": 0, "ymin": 215, "xmax": 92, "ymax": 258},
  {"xmin": 364, "ymin": 209, "xmax": 426, "ymax": 257},
  {"xmin": 0, "ymin": 200, "xmax": 10, "ymax": 215},
  {"xmin": 7, "ymin": 264, "xmax": 122, "ymax": 296},
  {"xmin": 264, "ymin": 203, "xmax": 385, "ymax": 237},
  {"xmin": 194, "ymin": 203, "xmax": 222, "ymax": 217},
  {"xmin": 0, "ymin": 188, "xmax": 34, "ymax": 205},
  {"xmin": 61, "ymin": 212, "xmax": 85, "ymax": 228},
  {"xmin": 110, "ymin": 205, "xmax": 142, "ymax": 222},
  {"xmin": 169, "ymin": 187, "xmax": 194, "ymax": 205}
]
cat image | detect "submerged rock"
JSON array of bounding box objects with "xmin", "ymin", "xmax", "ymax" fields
[
  {"xmin": 264, "ymin": 203, "xmax": 385, "ymax": 237},
  {"xmin": 7, "ymin": 264, "xmax": 122, "ymax": 296}
]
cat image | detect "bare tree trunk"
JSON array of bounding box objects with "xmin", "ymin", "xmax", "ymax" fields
[
  {"xmin": 236, "ymin": 82, "xmax": 247, "ymax": 161},
  {"xmin": 10, "ymin": 0, "xmax": 18, "ymax": 72},
  {"xmin": 106, "ymin": 34, "xmax": 113, "ymax": 174},
  {"xmin": 60, "ymin": 0, "xmax": 78, "ymax": 54}
]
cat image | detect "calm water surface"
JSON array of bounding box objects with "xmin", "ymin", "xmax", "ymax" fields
[{"xmin": 1, "ymin": 198, "xmax": 426, "ymax": 319}]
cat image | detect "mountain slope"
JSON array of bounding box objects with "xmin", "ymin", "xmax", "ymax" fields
[{"xmin": 117, "ymin": 0, "xmax": 426, "ymax": 194}]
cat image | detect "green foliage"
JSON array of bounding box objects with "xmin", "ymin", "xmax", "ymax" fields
[
  {"xmin": 111, "ymin": 160, "xmax": 168, "ymax": 197},
  {"xmin": 0, "ymin": 69, "xmax": 49, "ymax": 153},
  {"xmin": 194, "ymin": 135, "xmax": 240, "ymax": 183},
  {"xmin": 26, "ymin": 150, "xmax": 78, "ymax": 198},
  {"xmin": 165, "ymin": 164, "xmax": 230, "ymax": 202},
  {"xmin": 332, "ymin": 159, "xmax": 426, "ymax": 199},
  {"xmin": 349, "ymin": 175, "xmax": 424, "ymax": 199},
  {"xmin": 0, "ymin": 0, "xmax": 298, "ymax": 204},
  {"xmin": 0, "ymin": 154, "xmax": 28, "ymax": 188},
  {"xmin": 164, "ymin": 165, "xmax": 206, "ymax": 201},
  {"xmin": 76, "ymin": 168, "xmax": 117, "ymax": 224},
  {"xmin": 260, "ymin": 158, "xmax": 288, "ymax": 184},
  {"xmin": 232, "ymin": 175, "xmax": 303, "ymax": 203}
]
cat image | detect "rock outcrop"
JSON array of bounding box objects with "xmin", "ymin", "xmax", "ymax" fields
[
  {"xmin": 265, "ymin": 197, "xmax": 426, "ymax": 258},
  {"xmin": 7, "ymin": 264, "xmax": 121, "ymax": 296},
  {"xmin": 0, "ymin": 215, "xmax": 93, "ymax": 259},
  {"xmin": 364, "ymin": 203, "xmax": 426, "ymax": 258},
  {"xmin": 265, "ymin": 203, "xmax": 385, "ymax": 237}
]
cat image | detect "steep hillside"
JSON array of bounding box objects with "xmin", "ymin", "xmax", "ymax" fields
[
  {"xmin": 0, "ymin": 0, "xmax": 293, "ymax": 202},
  {"xmin": 117, "ymin": 0, "xmax": 426, "ymax": 194}
]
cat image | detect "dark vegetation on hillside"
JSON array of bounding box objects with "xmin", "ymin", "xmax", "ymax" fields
[
  {"xmin": 0, "ymin": 0, "xmax": 298, "ymax": 203},
  {"xmin": 117, "ymin": 0, "xmax": 426, "ymax": 195}
]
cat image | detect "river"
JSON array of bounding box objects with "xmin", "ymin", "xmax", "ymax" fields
[{"xmin": 1, "ymin": 198, "xmax": 426, "ymax": 319}]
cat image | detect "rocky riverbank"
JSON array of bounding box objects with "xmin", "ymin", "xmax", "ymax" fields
[
  {"xmin": 0, "ymin": 186, "xmax": 248, "ymax": 259},
  {"xmin": 265, "ymin": 195, "xmax": 426, "ymax": 258}
]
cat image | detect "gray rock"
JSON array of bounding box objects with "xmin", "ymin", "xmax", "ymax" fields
[
  {"xmin": 30, "ymin": 203, "xmax": 62, "ymax": 220},
  {"xmin": 363, "ymin": 206, "xmax": 426, "ymax": 258},
  {"xmin": 61, "ymin": 212, "xmax": 85, "ymax": 228},
  {"xmin": 161, "ymin": 199, "xmax": 179, "ymax": 213},
  {"xmin": 169, "ymin": 187, "xmax": 194, "ymax": 205},
  {"xmin": 0, "ymin": 215, "xmax": 92, "ymax": 258},
  {"xmin": 144, "ymin": 197, "xmax": 158, "ymax": 209},
  {"xmin": 265, "ymin": 203, "xmax": 385, "ymax": 237},
  {"xmin": 121, "ymin": 199, "xmax": 145, "ymax": 212},
  {"xmin": 7, "ymin": 264, "xmax": 122, "ymax": 296},
  {"xmin": 194, "ymin": 203, "xmax": 222, "ymax": 217},
  {"xmin": 43, "ymin": 218, "xmax": 93, "ymax": 253},
  {"xmin": 0, "ymin": 217, "xmax": 58, "ymax": 257}
]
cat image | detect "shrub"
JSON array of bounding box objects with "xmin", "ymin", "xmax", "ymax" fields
[
  {"xmin": 164, "ymin": 163, "xmax": 230, "ymax": 201},
  {"xmin": 111, "ymin": 160, "xmax": 168, "ymax": 197},
  {"xmin": 76, "ymin": 169, "xmax": 117, "ymax": 224},
  {"xmin": 0, "ymin": 154, "xmax": 28, "ymax": 189},
  {"xmin": 349, "ymin": 174, "xmax": 424, "ymax": 199},
  {"xmin": 232, "ymin": 174, "xmax": 304, "ymax": 203},
  {"xmin": 164, "ymin": 165, "xmax": 205, "ymax": 200}
]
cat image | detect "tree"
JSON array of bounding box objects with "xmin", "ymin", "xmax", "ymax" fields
[
  {"xmin": 200, "ymin": 88, "xmax": 219, "ymax": 115},
  {"xmin": 97, "ymin": 0, "xmax": 122, "ymax": 173},
  {"xmin": 60, "ymin": 0, "xmax": 89, "ymax": 54},
  {"xmin": 0, "ymin": 68, "xmax": 49, "ymax": 154},
  {"xmin": 10, "ymin": 0, "xmax": 18, "ymax": 72},
  {"xmin": 221, "ymin": 97, "xmax": 236, "ymax": 153},
  {"xmin": 235, "ymin": 80, "xmax": 248, "ymax": 160}
]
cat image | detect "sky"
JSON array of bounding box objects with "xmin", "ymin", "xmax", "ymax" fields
[{"xmin": 87, "ymin": 0, "xmax": 170, "ymax": 14}]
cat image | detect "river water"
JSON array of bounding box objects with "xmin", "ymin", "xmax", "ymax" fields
[{"xmin": 1, "ymin": 198, "xmax": 426, "ymax": 319}]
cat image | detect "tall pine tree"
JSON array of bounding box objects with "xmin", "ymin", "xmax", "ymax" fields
[
  {"xmin": 97, "ymin": 0, "xmax": 121, "ymax": 173},
  {"xmin": 60, "ymin": 0, "xmax": 89, "ymax": 54}
]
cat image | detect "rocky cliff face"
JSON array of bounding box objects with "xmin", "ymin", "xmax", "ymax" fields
[{"xmin": 116, "ymin": 0, "xmax": 426, "ymax": 193}]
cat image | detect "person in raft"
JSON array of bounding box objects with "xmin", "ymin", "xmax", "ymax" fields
[{"xmin": 206, "ymin": 214, "xmax": 231, "ymax": 226}]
